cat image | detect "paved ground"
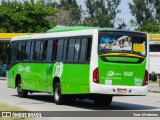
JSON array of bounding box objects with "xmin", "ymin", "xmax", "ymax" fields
[
  {"xmin": 1, "ymin": 77, "xmax": 160, "ymax": 93},
  {"xmin": 148, "ymin": 81, "xmax": 160, "ymax": 93},
  {"xmin": 0, "ymin": 79, "xmax": 160, "ymax": 111},
  {"xmin": 1, "ymin": 78, "xmax": 160, "ymax": 120}
]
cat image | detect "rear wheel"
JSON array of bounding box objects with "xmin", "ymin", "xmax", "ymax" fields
[
  {"xmin": 53, "ymin": 82, "xmax": 65, "ymax": 105},
  {"xmin": 17, "ymin": 79, "xmax": 28, "ymax": 97},
  {"xmin": 94, "ymin": 95, "xmax": 112, "ymax": 105},
  {"xmin": 53, "ymin": 82, "xmax": 72, "ymax": 105}
]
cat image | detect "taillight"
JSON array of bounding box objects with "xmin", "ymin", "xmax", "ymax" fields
[
  {"xmin": 143, "ymin": 70, "xmax": 148, "ymax": 86},
  {"xmin": 93, "ymin": 67, "xmax": 99, "ymax": 83}
]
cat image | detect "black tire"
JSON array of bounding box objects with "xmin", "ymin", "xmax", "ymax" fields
[
  {"xmin": 17, "ymin": 79, "xmax": 28, "ymax": 97},
  {"xmin": 94, "ymin": 95, "xmax": 112, "ymax": 106},
  {"xmin": 53, "ymin": 82, "xmax": 65, "ymax": 105},
  {"xmin": 151, "ymin": 74, "xmax": 157, "ymax": 81}
]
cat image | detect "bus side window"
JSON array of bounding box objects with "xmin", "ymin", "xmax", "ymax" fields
[
  {"xmin": 56, "ymin": 40, "xmax": 64, "ymax": 62},
  {"xmin": 79, "ymin": 38, "xmax": 88, "ymax": 62},
  {"xmin": 67, "ymin": 39, "xmax": 75, "ymax": 62},
  {"xmin": 30, "ymin": 41, "xmax": 35, "ymax": 61},
  {"xmin": 74, "ymin": 38, "xmax": 81, "ymax": 62},
  {"xmin": 33, "ymin": 41, "xmax": 41, "ymax": 61},
  {"xmin": 46, "ymin": 40, "xmax": 53, "ymax": 62},
  {"xmin": 17, "ymin": 41, "xmax": 22, "ymax": 61},
  {"xmin": 24, "ymin": 41, "xmax": 31, "ymax": 61},
  {"xmin": 41, "ymin": 40, "xmax": 48, "ymax": 61},
  {"xmin": 63, "ymin": 40, "xmax": 68, "ymax": 62},
  {"xmin": 79, "ymin": 38, "xmax": 92, "ymax": 62},
  {"xmin": 21, "ymin": 42, "xmax": 26, "ymax": 61}
]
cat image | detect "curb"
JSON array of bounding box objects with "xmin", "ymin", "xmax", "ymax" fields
[
  {"xmin": 149, "ymin": 90, "xmax": 160, "ymax": 93},
  {"xmin": 0, "ymin": 77, "xmax": 6, "ymax": 81}
]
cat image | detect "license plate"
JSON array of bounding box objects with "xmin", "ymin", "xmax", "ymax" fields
[{"xmin": 117, "ymin": 89, "xmax": 127, "ymax": 93}]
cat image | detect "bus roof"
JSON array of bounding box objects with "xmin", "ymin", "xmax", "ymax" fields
[
  {"xmin": 47, "ymin": 26, "xmax": 113, "ymax": 33},
  {"xmin": 11, "ymin": 26, "xmax": 147, "ymax": 41}
]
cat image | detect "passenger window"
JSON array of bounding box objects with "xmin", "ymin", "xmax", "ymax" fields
[
  {"xmin": 46, "ymin": 40, "xmax": 53, "ymax": 62},
  {"xmin": 24, "ymin": 41, "xmax": 31, "ymax": 61},
  {"xmin": 74, "ymin": 38, "xmax": 81, "ymax": 62},
  {"xmin": 79, "ymin": 38, "xmax": 92, "ymax": 62},
  {"xmin": 22, "ymin": 42, "xmax": 26, "ymax": 60},
  {"xmin": 79, "ymin": 38, "xmax": 88, "ymax": 62},
  {"xmin": 67, "ymin": 39, "xmax": 75, "ymax": 62},
  {"xmin": 56, "ymin": 40, "xmax": 64, "ymax": 61},
  {"xmin": 17, "ymin": 42, "xmax": 22, "ymax": 60},
  {"xmin": 33, "ymin": 41, "xmax": 41, "ymax": 61},
  {"xmin": 63, "ymin": 40, "xmax": 68, "ymax": 61},
  {"xmin": 51, "ymin": 40, "xmax": 57, "ymax": 61},
  {"xmin": 40, "ymin": 41, "xmax": 48, "ymax": 61},
  {"xmin": 30, "ymin": 41, "xmax": 35, "ymax": 61}
]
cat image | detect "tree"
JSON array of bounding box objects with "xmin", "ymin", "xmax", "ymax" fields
[
  {"xmin": 0, "ymin": 0, "xmax": 56, "ymax": 32},
  {"xmin": 152, "ymin": 0, "xmax": 160, "ymax": 25},
  {"xmin": 136, "ymin": 22, "xmax": 160, "ymax": 33},
  {"xmin": 52, "ymin": 0, "xmax": 82, "ymax": 26},
  {"xmin": 129, "ymin": 0, "xmax": 159, "ymax": 27},
  {"xmin": 83, "ymin": 0, "xmax": 121, "ymax": 27}
]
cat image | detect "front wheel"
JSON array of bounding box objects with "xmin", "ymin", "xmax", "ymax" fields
[{"xmin": 17, "ymin": 80, "xmax": 28, "ymax": 97}]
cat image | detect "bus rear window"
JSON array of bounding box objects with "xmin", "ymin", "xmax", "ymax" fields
[{"xmin": 99, "ymin": 32, "xmax": 147, "ymax": 56}]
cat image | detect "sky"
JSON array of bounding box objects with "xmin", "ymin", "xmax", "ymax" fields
[{"xmin": 76, "ymin": 0, "xmax": 135, "ymax": 29}]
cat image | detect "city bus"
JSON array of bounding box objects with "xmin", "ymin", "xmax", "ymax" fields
[
  {"xmin": 0, "ymin": 33, "xmax": 27, "ymax": 76},
  {"xmin": 148, "ymin": 34, "xmax": 160, "ymax": 80},
  {"xmin": 7, "ymin": 26, "xmax": 148, "ymax": 105}
]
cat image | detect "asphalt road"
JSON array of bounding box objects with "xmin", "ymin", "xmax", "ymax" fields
[{"xmin": 0, "ymin": 80, "xmax": 160, "ymax": 112}]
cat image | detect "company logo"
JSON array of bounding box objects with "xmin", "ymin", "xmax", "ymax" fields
[
  {"xmin": 53, "ymin": 62, "xmax": 63, "ymax": 77},
  {"xmin": 75, "ymin": 43, "xmax": 80, "ymax": 52},
  {"xmin": 124, "ymin": 72, "xmax": 133, "ymax": 76},
  {"xmin": 18, "ymin": 66, "xmax": 30, "ymax": 72},
  {"xmin": 107, "ymin": 71, "xmax": 114, "ymax": 76},
  {"xmin": 2, "ymin": 112, "xmax": 11, "ymax": 117}
]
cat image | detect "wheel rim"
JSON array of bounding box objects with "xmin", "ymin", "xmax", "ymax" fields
[
  {"xmin": 55, "ymin": 87, "xmax": 60, "ymax": 101},
  {"xmin": 17, "ymin": 82, "xmax": 22, "ymax": 94}
]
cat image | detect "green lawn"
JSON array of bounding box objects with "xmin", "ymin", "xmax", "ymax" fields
[
  {"xmin": 0, "ymin": 102, "xmax": 34, "ymax": 120},
  {"xmin": 0, "ymin": 102, "xmax": 27, "ymax": 111}
]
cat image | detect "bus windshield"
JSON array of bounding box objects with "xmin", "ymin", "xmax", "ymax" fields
[{"xmin": 99, "ymin": 32, "xmax": 147, "ymax": 57}]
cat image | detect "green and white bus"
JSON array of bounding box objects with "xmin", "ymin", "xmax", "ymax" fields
[{"xmin": 7, "ymin": 26, "xmax": 149, "ymax": 105}]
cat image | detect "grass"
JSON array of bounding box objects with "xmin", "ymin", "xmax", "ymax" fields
[
  {"xmin": 0, "ymin": 102, "xmax": 27, "ymax": 111},
  {"xmin": 0, "ymin": 102, "xmax": 34, "ymax": 120}
]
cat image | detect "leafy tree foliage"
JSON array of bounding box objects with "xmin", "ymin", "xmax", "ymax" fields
[
  {"xmin": 0, "ymin": 0, "xmax": 56, "ymax": 32},
  {"xmin": 83, "ymin": 0, "xmax": 121, "ymax": 27},
  {"xmin": 52, "ymin": 0, "xmax": 82, "ymax": 26},
  {"xmin": 129, "ymin": 0, "xmax": 160, "ymax": 26},
  {"xmin": 136, "ymin": 22, "xmax": 160, "ymax": 33}
]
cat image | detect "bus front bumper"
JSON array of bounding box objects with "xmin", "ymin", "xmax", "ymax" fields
[{"xmin": 90, "ymin": 82, "xmax": 148, "ymax": 96}]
